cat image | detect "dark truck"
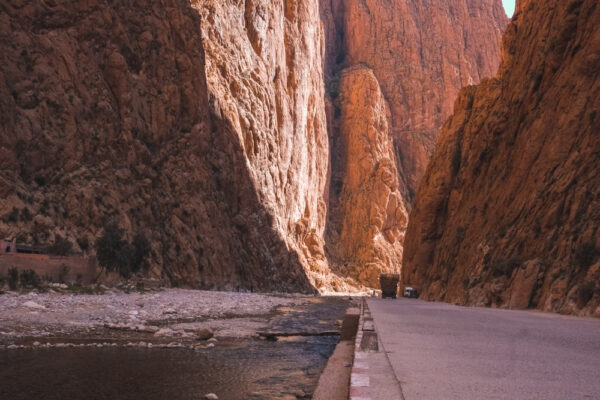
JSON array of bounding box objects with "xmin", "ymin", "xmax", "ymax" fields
[{"xmin": 379, "ymin": 273, "xmax": 400, "ymax": 299}]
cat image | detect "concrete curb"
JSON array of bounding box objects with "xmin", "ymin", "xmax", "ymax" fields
[
  {"xmin": 350, "ymin": 299, "xmax": 371, "ymax": 400},
  {"xmin": 349, "ymin": 298, "xmax": 404, "ymax": 400},
  {"xmin": 312, "ymin": 306, "xmax": 360, "ymax": 400}
]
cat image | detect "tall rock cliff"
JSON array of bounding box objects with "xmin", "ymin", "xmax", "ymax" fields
[
  {"xmin": 403, "ymin": 0, "xmax": 600, "ymax": 316},
  {"xmin": 330, "ymin": 66, "xmax": 408, "ymax": 286},
  {"xmin": 0, "ymin": 0, "xmax": 320, "ymax": 292},
  {"xmin": 190, "ymin": 0, "xmax": 338, "ymax": 291},
  {"xmin": 322, "ymin": 0, "xmax": 507, "ymax": 286},
  {"xmin": 1, "ymin": 0, "xmax": 511, "ymax": 292}
]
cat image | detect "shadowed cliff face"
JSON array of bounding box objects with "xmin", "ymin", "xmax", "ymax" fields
[
  {"xmin": 0, "ymin": 0, "xmax": 316, "ymax": 293},
  {"xmin": 321, "ymin": 0, "xmax": 507, "ymax": 286},
  {"xmin": 403, "ymin": 0, "xmax": 600, "ymax": 316}
]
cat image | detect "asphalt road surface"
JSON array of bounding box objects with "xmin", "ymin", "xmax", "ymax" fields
[{"xmin": 368, "ymin": 298, "xmax": 600, "ymax": 400}]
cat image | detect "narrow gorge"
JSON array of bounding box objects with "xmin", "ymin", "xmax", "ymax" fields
[
  {"xmin": 0, "ymin": 0, "xmax": 507, "ymax": 293},
  {"xmin": 320, "ymin": 0, "xmax": 506, "ymax": 286},
  {"xmin": 6, "ymin": 0, "xmax": 596, "ymax": 318}
]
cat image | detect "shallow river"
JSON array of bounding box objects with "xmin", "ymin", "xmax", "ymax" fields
[{"xmin": 0, "ymin": 297, "xmax": 350, "ymax": 399}]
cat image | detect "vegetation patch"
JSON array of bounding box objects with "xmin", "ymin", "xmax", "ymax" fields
[
  {"xmin": 95, "ymin": 222, "xmax": 151, "ymax": 278},
  {"xmin": 8, "ymin": 267, "xmax": 19, "ymax": 290},
  {"xmin": 19, "ymin": 269, "xmax": 40, "ymax": 288},
  {"xmin": 49, "ymin": 234, "xmax": 73, "ymax": 256}
]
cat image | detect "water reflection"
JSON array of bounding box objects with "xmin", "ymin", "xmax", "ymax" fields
[{"xmin": 0, "ymin": 336, "xmax": 337, "ymax": 400}]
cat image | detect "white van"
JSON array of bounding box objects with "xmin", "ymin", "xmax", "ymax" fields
[{"xmin": 403, "ymin": 287, "xmax": 419, "ymax": 298}]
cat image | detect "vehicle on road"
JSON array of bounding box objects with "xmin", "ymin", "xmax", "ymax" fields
[
  {"xmin": 403, "ymin": 287, "xmax": 419, "ymax": 298},
  {"xmin": 380, "ymin": 273, "xmax": 400, "ymax": 299}
]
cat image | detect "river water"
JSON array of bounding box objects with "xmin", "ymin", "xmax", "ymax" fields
[{"xmin": 0, "ymin": 297, "xmax": 350, "ymax": 400}]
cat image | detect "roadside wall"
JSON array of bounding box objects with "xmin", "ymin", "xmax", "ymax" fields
[{"xmin": 0, "ymin": 254, "xmax": 96, "ymax": 284}]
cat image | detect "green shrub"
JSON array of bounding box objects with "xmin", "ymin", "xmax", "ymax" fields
[
  {"xmin": 49, "ymin": 234, "xmax": 73, "ymax": 256},
  {"xmin": 8, "ymin": 267, "xmax": 18, "ymax": 290},
  {"xmin": 19, "ymin": 269, "xmax": 39, "ymax": 288},
  {"xmin": 95, "ymin": 222, "xmax": 129, "ymax": 275},
  {"xmin": 95, "ymin": 223, "xmax": 150, "ymax": 278},
  {"xmin": 131, "ymin": 233, "xmax": 151, "ymax": 272}
]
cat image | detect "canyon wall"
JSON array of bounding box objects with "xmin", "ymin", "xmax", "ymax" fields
[
  {"xmin": 1, "ymin": 0, "xmax": 511, "ymax": 292},
  {"xmin": 190, "ymin": 0, "xmax": 341, "ymax": 291},
  {"xmin": 322, "ymin": 0, "xmax": 507, "ymax": 286},
  {"xmin": 0, "ymin": 0, "xmax": 320, "ymax": 292},
  {"xmin": 403, "ymin": 0, "xmax": 600, "ymax": 316}
]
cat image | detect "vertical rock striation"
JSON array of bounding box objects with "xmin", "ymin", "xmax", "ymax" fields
[
  {"xmin": 321, "ymin": 0, "xmax": 507, "ymax": 286},
  {"xmin": 1, "ymin": 0, "xmax": 512, "ymax": 292},
  {"xmin": 191, "ymin": 0, "xmax": 333, "ymax": 290},
  {"xmin": 0, "ymin": 0, "xmax": 318, "ymax": 292},
  {"xmin": 403, "ymin": 0, "xmax": 600, "ymax": 316},
  {"xmin": 341, "ymin": 0, "xmax": 507, "ymax": 200},
  {"xmin": 329, "ymin": 66, "xmax": 408, "ymax": 286}
]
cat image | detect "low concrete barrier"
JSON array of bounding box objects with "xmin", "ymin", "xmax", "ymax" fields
[{"xmin": 0, "ymin": 253, "xmax": 96, "ymax": 284}]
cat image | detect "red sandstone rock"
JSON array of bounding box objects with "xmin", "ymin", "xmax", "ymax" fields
[
  {"xmin": 327, "ymin": 66, "xmax": 407, "ymax": 286},
  {"xmin": 338, "ymin": 0, "xmax": 507, "ymax": 202},
  {"xmin": 322, "ymin": 0, "xmax": 507, "ymax": 286},
  {"xmin": 403, "ymin": 0, "xmax": 600, "ymax": 315},
  {"xmin": 0, "ymin": 0, "xmax": 318, "ymax": 292},
  {"xmin": 0, "ymin": 0, "xmax": 512, "ymax": 293},
  {"xmin": 191, "ymin": 0, "xmax": 333, "ymax": 291}
]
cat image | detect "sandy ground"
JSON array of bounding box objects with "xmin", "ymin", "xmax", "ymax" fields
[{"xmin": 0, "ymin": 289, "xmax": 313, "ymax": 348}]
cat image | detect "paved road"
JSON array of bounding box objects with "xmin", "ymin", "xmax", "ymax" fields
[{"xmin": 368, "ymin": 298, "xmax": 600, "ymax": 400}]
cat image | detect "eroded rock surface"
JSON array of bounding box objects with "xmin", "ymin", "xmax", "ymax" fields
[
  {"xmin": 403, "ymin": 0, "xmax": 600, "ymax": 316},
  {"xmin": 191, "ymin": 0, "xmax": 335, "ymax": 291},
  {"xmin": 326, "ymin": 66, "xmax": 407, "ymax": 287},
  {"xmin": 1, "ymin": 0, "xmax": 511, "ymax": 292},
  {"xmin": 322, "ymin": 0, "xmax": 507, "ymax": 286},
  {"xmin": 0, "ymin": 0, "xmax": 317, "ymax": 292}
]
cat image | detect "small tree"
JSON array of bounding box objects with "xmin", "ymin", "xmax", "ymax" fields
[
  {"xmin": 94, "ymin": 223, "xmax": 151, "ymax": 278},
  {"xmin": 8, "ymin": 267, "xmax": 18, "ymax": 290},
  {"xmin": 95, "ymin": 222, "xmax": 129, "ymax": 277},
  {"xmin": 49, "ymin": 234, "xmax": 73, "ymax": 256},
  {"xmin": 77, "ymin": 237, "xmax": 90, "ymax": 254},
  {"xmin": 19, "ymin": 269, "xmax": 39, "ymax": 288}
]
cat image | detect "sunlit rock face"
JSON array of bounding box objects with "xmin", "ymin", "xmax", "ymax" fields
[
  {"xmin": 321, "ymin": 0, "xmax": 507, "ymax": 286},
  {"xmin": 0, "ymin": 0, "xmax": 319, "ymax": 292},
  {"xmin": 190, "ymin": 0, "xmax": 339, "ymax": 291},
  {"xmin": 328, "ymin": 66, "xmax": 408, "ymax": 287},
  {"xmin": 403, "ymin": 0, "xmax": 600, "ymax": 316}
]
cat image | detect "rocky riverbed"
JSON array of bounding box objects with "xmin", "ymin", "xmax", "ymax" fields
[
  {"xmin": 0, "ymin": 289, "xmax": 353, "ymax": 399},
  {"xmin": 0, "ymin": 289, "xmax": 352, "ymax": 348}
]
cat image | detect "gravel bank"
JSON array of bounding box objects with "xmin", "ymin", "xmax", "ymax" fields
[{"xmin": 0, "ymin": 289, "xmax": 311, "ymax": 346}]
